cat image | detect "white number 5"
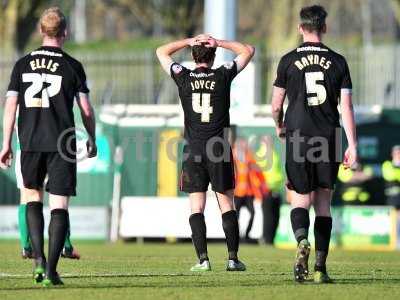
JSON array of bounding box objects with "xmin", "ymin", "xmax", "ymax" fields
[
  {"xmin": 305, "ymin": 71, "xmax": 326, "ymax": 106},
  {"xmin": 22, "ymin": 73, "xmax": 62, "ymax": 108}
]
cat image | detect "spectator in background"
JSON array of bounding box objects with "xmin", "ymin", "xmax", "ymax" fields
[
  {"xmin": 382, "ymin": 145, "xmax": 400, "ymax": 249},
  {"xmin": 337, "ymin": 163, "xmax": 373, "ymax": 205},
  {"xmin": 256, "ymin": 136, "xmax": 284, "ymax": 245},
  {"xmin": 233, "ymin": 138, "xmax": 268, "ymax": 243},
  {"xmin": 382, "ymin": 145, "xmax": 400, "ymax": 209}
]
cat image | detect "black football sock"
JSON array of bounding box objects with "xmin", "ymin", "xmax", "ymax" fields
[
  {"xmin": 189, "ymin": 213, "xmax": 208, "ymax": 263},
  {"xmin": 47, "ymin": 209, "xmax": 68, "ymax": 276},
  {"xmin": 26, "ymin": 202, "xmax": 46, "ymax": 266},
  {"xmin": 290, "ymin": 208, "xmax": 310, "ymax": 243},
  {"xmin": 222, "ymin": 210, "xmax": 239, "ymax": 262},
  {"xmin": 314, "ymin": 216, "xmax": 332, "ymax": 273}
]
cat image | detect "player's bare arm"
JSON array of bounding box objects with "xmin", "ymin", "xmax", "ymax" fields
[
  {"xmin": 156, "ymin": 37, "xmax": 201, "ymax": 74},
  {"xmin": 271, "ymin": 86, "xmax": 286, "ymax": 140},
  {"xmin": 77, "ymin": 94, "xmax": 97, "ymax": 158},
  {"xmin": 0, "ymin": 96, "xmax": 18, "ymax": 169},
  {"xmin": 214, "ymin": 39, "xmax": 255, "ymax": 72},
  {"xmin": 340, "ymin": 90, "xmax": 358, "ymax": 169}
]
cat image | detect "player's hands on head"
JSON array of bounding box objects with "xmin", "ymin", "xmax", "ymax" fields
[
  {"xmin": 0, "ymin": 147, "xmax": 13, "ymax": 169},
  {"xmin": 343, "ymin": 146, "xmax": 358, "ymax": 170},
  {"xmin": 189, "ymin": 36, "xmax": 204, "ymax": 47},
  {"xmin": 204, "ymin": 36, "xmax": 217, "ymax": 48},
  {"xmin": 190, "ymin": 34, "xmax": 217, "ymax": 48},
  {"xmin": 86, "ymin": 139, "xmax": 97, "ymax": 158}
]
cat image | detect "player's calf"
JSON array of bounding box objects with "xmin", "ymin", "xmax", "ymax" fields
[
  {"xmin": 46, "ymin": 208, "xmax": 69, "ymax": 283},
  {"xmin": 313, "ymin": 216, "xmax": 333, "ymax": 283},
  {"xmin": 189, "ymin": 213, "xmax": 210, "ymax": 271}
]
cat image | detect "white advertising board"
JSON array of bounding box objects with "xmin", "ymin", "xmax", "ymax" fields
[{"xmin": 0, "ymin": 206, "xmax": 108, "ymax": 240}]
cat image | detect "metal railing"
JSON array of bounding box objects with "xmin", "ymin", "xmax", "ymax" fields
[{"xmin": 1, "ymin": 45, "xmax": 400, "ymax": 107}]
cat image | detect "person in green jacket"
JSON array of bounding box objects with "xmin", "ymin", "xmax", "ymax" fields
[
  {"xmin": 337, "ymin": 163, "xmax": 373, "ymax": 204},
  {"xmin": 382, "ymin": 145, "xmax": 400, "ymax": 209}
]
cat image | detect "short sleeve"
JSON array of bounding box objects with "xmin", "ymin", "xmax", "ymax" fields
[
  {"xmin": 6, "ymin": 63, "xmax": 21, "ymax": 97},
  {"xmin": 170, "ymin": 62, "xmax": 188, "ymax": 87},
  {"xmin": 75, "ymin": 62, "xmax": 90, "ymax": 95},
  {"xmin": 220, "ymin": 61, "xmax": 238, "ymax": 83},
  {"xmin": 341, "ymin": 60, "xmax": 352, "ymax": 90},
  {"xmin": 273, "ymin": 57, "xmax": 288, "ymax": 89}
]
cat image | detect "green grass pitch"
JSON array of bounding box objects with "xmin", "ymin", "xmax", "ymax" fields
[{"xmin": 0, "ymin": 241, "xmax": 399, "ymax": 300}]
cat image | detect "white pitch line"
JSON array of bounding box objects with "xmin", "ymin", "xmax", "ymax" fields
[
  {"xmin": 0, "ymin": 272, "xmax": 188, "ymax": 278},
  {"xmin": 0, "ymin": 272, "xmax": 285, "ymax": 279}
]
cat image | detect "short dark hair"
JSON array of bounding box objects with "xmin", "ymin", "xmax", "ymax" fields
[
  {"xmin": 191, "ymin": 43, "xmax": 216, "ymax": 64},
  {"xmin": 300, "ymin": 5, "xmax": 328, "ymax": 33}
]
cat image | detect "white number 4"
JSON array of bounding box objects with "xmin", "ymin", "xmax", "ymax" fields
[
  {"xmin": 22, "ymin": 73, "xmax": 62, "ymax": 108},
  {"xmin": 305, "ymin": 71, "xmax": 326, "ymax": 106},
  {"xmin": 192, "ymin": 93, "xmax": 213, "ymax": 122}
]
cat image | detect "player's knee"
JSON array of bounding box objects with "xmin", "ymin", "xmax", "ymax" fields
[
  {"xmin": 189, "ymin": 192, "xmax": 206, "ymax": 213},
  {"xmin": 313, "ymin": 200, "xmax": 331, "ymax": 217},
  {"xmin": 216, "ymin": 191, "xmax": 235, "ymax": 213},
  {"xmin": 191, "ymin": 207, "xmax": 205, "ymax": 214},
  {"xmin": 24, "ymin": 188, "xmax": 43, "ymax": 203},
  {"xmin": 49, "ymin": 194, "xmax": 69, "ymax": 210},
  {"xmin": 220, "ymin": 203, "xmax": 235, "ymax": 214},
  {"xmin": 314, "ymin": 188, "xmax": 333, "ymax": 216},
  {"xmin": 291, "ymin": 197, "xmax": 312, "ymax": 209},
  {"xmin": 20, "ymin": 191, "xmax": 29, "ymax": 204}
]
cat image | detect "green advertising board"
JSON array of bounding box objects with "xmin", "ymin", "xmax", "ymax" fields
[{"xmin": 274, "ymin": 205, "xmax": 396, "ymax": 250}]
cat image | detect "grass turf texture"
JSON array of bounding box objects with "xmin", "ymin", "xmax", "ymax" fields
[{"xmin": 0, "ymin": 241, "xmax": 399, "ymax": 300}]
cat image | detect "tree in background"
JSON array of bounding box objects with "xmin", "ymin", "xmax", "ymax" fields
[
  {"xmin": 103, "ymin": 0, "xmax": 203, "ymax": 38},
  {"xmin": 1, "ymin": 0, "xmax": 400, "ymax": 55},
  {"xmin": 0, "ymin": 0, "xmax": 49, "ymax": 55}
]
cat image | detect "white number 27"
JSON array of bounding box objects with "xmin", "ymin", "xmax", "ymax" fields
[
  {"xmin": 305, "ymin": 71, "xmax": 326, "ymax": 106},
  {"xmin": 22, "ymin": 73, "xmax": 62, "ymax": 108},
  {"xmin": 192, "ymin": 93, "xmax": 213, "ymax": 122}
]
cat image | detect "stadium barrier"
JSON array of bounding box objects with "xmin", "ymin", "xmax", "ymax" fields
[
  {"xmin": 0, "ymin": 206, "xmax": 108, "ymax": 240},
  {"xmin": 0, "ymin": 199, "xmax": 397, "ymax": 251},
  {"xmin": 118, "ymin": 195, "xmax": 398, "ymax": 251}
]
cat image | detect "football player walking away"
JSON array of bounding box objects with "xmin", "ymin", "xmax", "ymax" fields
[
  {"xmin": 271, "ymin": 5, "xmax": 357, "ymax": 283},
  {"xmin": 0, "ymin": 7, "xmax": 96, "ymax": 286},
  {"xmin": 156, "ymin": 34, "xmax": 254, "ymax": 271}
]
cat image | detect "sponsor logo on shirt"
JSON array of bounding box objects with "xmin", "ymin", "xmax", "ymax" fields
[
  {"xmin": 297, "ymin": 46, "xmax": 328, "ymax": 52},
  {"xmin": 31, "ymin": 50, "xmax": 63, "ymax": 57},
  {"xmin": 189, "ymin": 72, "xmax": 214, "ymax": 78}
]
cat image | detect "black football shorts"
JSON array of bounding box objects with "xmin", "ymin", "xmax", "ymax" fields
[
  {"xmin": 285, "ymin": 131, "xmax": 340, "ymax": 194},
  {"xmin": 180, "ymin": 142, "xmax": 235, "ymax": 194},
  {"xmin": 20, "ymin": 151, "xmax": 77, "ymax": 196}
]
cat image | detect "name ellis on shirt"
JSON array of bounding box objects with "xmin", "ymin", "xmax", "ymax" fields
[
  {"xmin": 294, "ymin": 54, "xmax": 331, "ymax": 70},
  {"xmin": 29, "ymin": 58, "xmax": 59, "ymax": 72}
]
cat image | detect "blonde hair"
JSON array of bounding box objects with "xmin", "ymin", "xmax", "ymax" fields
[{"xmin": 40, "ymin": 7, "xmax": 67, "ymax": 38}]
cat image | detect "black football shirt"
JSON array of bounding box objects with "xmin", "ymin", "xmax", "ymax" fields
[
  {"xmin": 170, "ymin": 61, "xmax": 238, "ymax": 145},
  {"xmin": 7, "ymin": 46, "xmax": 89, "ymax": 152},
  {"xmin": 274, "ymin": 42, "xmax": 352, "ymax": 137}
]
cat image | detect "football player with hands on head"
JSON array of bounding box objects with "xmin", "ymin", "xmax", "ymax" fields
[{"xmin": 156, "ymin": 33, "xmax": 254, "ymax": 272}]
